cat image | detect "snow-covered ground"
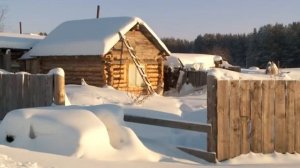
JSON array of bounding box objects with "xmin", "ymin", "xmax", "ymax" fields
[{"xmin": 1, "ymin": 68, "xmax": 300, "ymax": 168}]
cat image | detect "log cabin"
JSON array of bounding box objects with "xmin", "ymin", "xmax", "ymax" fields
[
  {"xmin": 0, "ymin": 33, "xmax": 44, "ymax": 72},
  {"xmin": 22, "ymin": 17, "xmax": 170, "ymax": 95}
]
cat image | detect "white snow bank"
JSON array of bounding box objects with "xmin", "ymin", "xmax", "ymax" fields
[
  {"xmin": 0, "ymin": 105, "xmax": 160, "ymax": 161},
  {"xmin": 0, "ymin": 145, "xmax": 201, "ymax": 168},
  {"xmin": 166, "ymin": 53, "xmax": 216, "ymax": 70},
  {"xmin": 0, "ymin": 32, "xmax": 44, "ymax": 50},
  {"xmin": 66, "ymin": 85, "xmax": 133, "ymax": 105},
  {"xmin": 223, "ymin": 152, "xmax": 300, "ymax": 165},
  {"xmin": 208, "ymin": 68, "xmax": 297, "ymax": 80},
  {"xmin": 28, "ymin": 17, "xmax": 170, "ymax": 57}
]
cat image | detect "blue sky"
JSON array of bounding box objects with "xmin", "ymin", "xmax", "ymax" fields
[{"xmin": 1, "ymin": 0, "xmax": 300, "ymax": 40}]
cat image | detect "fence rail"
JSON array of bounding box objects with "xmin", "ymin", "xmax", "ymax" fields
[
  {"xmin": 124, "ymin": 114, "xmax": 216, "ymax": 162},
  {"xmin": 207, "ymin": 76, "xmax": 300, "ymax": 161},
  {"xmin": 0, "ymin": 70, "xmax": 65, "ymax": 119}
]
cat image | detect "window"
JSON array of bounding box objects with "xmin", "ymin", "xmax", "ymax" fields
[{"xmin": 128, "ymin": 64, "xmax": 145, "ymax": 87}]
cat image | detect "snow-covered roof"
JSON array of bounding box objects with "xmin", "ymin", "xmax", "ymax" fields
[
  {"xmin": 166, "ymin": 53, "xmax": 218, "ymax": 70},
  {"xmin": 28, "ymin": 17, "xmax": 170, "ymax": 58},
  {"xmin": 0, "ymin": 32, "xmax": 44, "ymax": 50}
]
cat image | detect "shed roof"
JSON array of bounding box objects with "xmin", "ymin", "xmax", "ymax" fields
[
  {"xmin": 28, "ymin": 17, "xmax": 170, "ymax": 58},
  {"xmin": 0, "ymin": 33, "xmax": 44, "ymax": 50}
]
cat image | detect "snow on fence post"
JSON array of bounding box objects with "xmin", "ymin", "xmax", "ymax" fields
[{"xmin": 49, "ymin": 68, "xmax": 65, "ymax": 105}]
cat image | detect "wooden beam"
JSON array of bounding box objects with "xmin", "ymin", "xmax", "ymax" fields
[
  {"xmin": 124, "ymin": 114, "xmax": 211, "ymax": 133},
  {"xmin": 177, "ymin": 146, "xmax": 216, "ymax": 163}
]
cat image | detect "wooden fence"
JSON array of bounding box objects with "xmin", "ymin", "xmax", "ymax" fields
[
  {"xmin": 176, "ymin": 70, "xmax": 207, "ymax": 92},
  {"xmin": 207, "ymin": 76, "xmax": 300, "ymax": 161},
  {"xmin": 0, "ymin": 70, "xmax": 65, "ymax": 119}
]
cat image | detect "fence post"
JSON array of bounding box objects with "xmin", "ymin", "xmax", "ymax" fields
[
  {"xmin": 207, "ymin": 75, "xmax": 217, "ymax": 154},
  {"xmin": 52, "ymin": 68, "xmax": 65, "ymax": 105}
]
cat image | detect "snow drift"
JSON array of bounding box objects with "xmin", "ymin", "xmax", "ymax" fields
[{"xmin": 0, "ymin": 105, "xmax": 160, "ymax": 161}]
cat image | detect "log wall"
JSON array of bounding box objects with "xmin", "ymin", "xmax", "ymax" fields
[
  {"xmin": 39, "ymin": 56, "xmax": 105, "ymax": 87},
  {"xmin": 107, "ymin": 28, "xmax": 165, "ymax": 95}
]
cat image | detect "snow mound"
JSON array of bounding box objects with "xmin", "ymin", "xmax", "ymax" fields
[
  {"xmin": 66, "ymin": 84, "xmax": 133, "ymax": 105},
  {"xmin": 0, "ymin": 105, "xmax": 160, "ymax": 161},
  {"xmin": 47, "ymin": 68, "xmax": 65, "ymax": 77}
]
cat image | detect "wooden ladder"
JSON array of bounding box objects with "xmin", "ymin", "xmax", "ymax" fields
[{"xmin": 118, "ymin": 32, "xmax": 155, "ymax": 94}]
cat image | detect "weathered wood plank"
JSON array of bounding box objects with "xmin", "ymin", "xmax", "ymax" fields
[
  {"xmin": 295, "ymin": 81, "xmax": 300, "ymax": 153},
  {"xmin": 16, "ymin": 74, "xmax": 24, "ymax": 109},
  {"xmin": 216, "ymin": 80, "xmax": 230, "ymax": 161},
  {"xmin": 274, "ymin": 80, "xmax": 287, "ymax": 153},
  {"xmin": 3, "ymin": 75, "xmax": 12, "ymax": 114},
  {"xmin": 177, "ymin": 146, "xmax": 216, "ymax": 163},
  {"xmin": 0, "ymin": 74, "xmax": 4, "ymax": 119},
  {"xmin": 8, "ymin": 75, "xmax": 17, "ymax": 112},
  {"xmin": 124, "ymin": 115, "xmax": 211, "ymax": 133},
  {"xmin": 240, "ymin": 80, "xmax": 251, "ymax": 154},
  {"xmin": 229, "ymin": 80, "xmax": 241, "ymax": 158},
  {"xmin": 286, "ymin": 81, "xmax": 295, "ymax": 153},
  {"xmin": 22, "ymin": 74, "xmax": 30, "ymax": 108},
  {"xmin": 250, "ymin": 80, "xmax": 262, "ymax": 153},
  {"xmin": 262, "ymin": 80, "xmax": 275, "ymax": 153},
  {"xmin": 207, "ymin": 75, "xmax": 217, "ymax": 153}
]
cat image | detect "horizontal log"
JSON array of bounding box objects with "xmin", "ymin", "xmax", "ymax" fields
[
  {"xmin": 113, "ymin": 70, "xmax": 125, "ymax": 74},
  {"xmin": 42, "ymin": 66, "xmax": 103, "ymax": 72},
  {"xmin": 150, "ymin": 81, "xmax": 159, "ymax": 86},
  {"xmin": 113, "ymin": 74, "xmax": 126, "ymax": 78},
  {"xmin": 66, "ymin": 77, "xmax": 104, "ymax": 82},
  {"xmin": 41, "ymin": 58, "xmax": 103, "ymax": 63},
  {"xmin": 111, "ymin": 64, "xmax": 126, "ymax": 68},
  {"xmin": 147, "ymin": 74, "xmax": 159, "ymax": 78},
  {"xmin": 113, "ymin": 79, "xmax": 127, "ymax": 84},
  {"xmin": 41, "ymin": 61, "xmax": 103, "ymax": 66},
  {"xmin": 66, "ymin": 72, "xmax": 103, "ymax": 77},
  {"xmin": 146, "ymin": 69, "xmax": 159, "ymax": 73},
  {"xmin": 147, "ymin": 65, "xmax": 159, "ymax": 69},
  {"xmin": 113, "ymin": 68, "xmax": 125, "ymax": 72},
  {"xmin": 149, "ymin": 79, "xmax": 159, "ymax": 83},
  {"xmin": 124, "ymin": 114, "xmax": 212, "ymax": 133},
  {"xmin": 112, "ymin": 83, "xmax": 128, "ymax": 88}
]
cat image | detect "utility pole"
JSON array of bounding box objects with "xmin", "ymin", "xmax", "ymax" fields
[
  {"xmin": 19, "ymin": 22, "xmax": 22, "ymax": 34},
  {"xmin": 96, "ymin": 5, "xmax": 100, "ymax": 19}
]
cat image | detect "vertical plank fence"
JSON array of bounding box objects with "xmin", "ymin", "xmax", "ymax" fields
[
  {"xmin": 0, "ymin": 69, "xmax": 65, "ymax": 119},
  {"xmin": 207, "ymin": 76, "xmax": 300, "ymax": 161}
]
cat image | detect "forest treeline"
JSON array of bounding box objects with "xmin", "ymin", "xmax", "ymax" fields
[{"xmin": 162, "ymin": 22, "xmax": 300, "ymax": 68}]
